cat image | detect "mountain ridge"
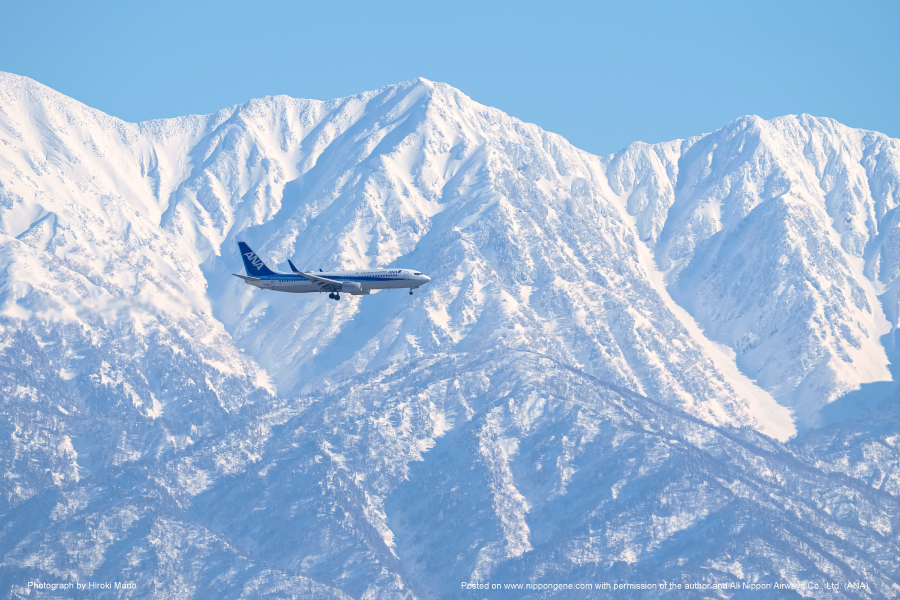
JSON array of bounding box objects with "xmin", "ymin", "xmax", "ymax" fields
[{"xmin": 1, "ymin": 72, "xmax": 900, "ymax": 598}]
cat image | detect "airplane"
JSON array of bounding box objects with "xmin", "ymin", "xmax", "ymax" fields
[{"xmin": 233, "ymin": 241, "xmax": 431, "ymax": 300}]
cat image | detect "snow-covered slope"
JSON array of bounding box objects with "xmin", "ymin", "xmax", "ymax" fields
[
  {"xmin": 0, "ymin": 73, "xmax": 273, "ymax": 513},
  {"xmin": 606, "ymin": 117, "xmax": 900, "ymax": 426},
  {"xmin": 1, "ymin": 72, "xmax": 899, "ymax": 598}
]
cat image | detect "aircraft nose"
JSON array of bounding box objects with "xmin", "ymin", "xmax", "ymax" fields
[{"xmin": 423, "ymin": 275, "xmax": 431, "ymax": 283}]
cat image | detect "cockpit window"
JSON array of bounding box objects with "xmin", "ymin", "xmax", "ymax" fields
[{"xmin": 414, "ymin": 272, "xmax": 422, "ymax": 275}]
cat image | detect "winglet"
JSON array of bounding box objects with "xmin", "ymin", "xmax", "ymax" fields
[{"xmin": 288, "ymin": 259, "xmax": 302, "ymax": 274}]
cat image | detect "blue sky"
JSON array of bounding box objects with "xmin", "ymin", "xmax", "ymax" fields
[{"xmin": 3, "ymin": 0, "xmax": 897, "ymax": 155}]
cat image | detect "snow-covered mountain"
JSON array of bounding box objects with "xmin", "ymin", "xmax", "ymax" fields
[
  {"xmin": 1, "ymin": 72, "xmax": 899, "ymax": 598},
  {"xmin": 606, "ymin": 117, "xmax": 900, "ymax": 426}
]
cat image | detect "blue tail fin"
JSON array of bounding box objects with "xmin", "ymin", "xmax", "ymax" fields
[{"xmin": 238, "ymin": 242, "xmax": 278, "ymax": 277}]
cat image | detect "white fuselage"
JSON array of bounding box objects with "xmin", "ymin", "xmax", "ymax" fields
[{"xmin": 240, "ymin": 268, "xmax": 431, "ymax": 295}]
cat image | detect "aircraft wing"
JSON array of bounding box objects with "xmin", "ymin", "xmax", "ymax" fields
[
  {"xmin": 295, "ymin": 271, "xmax": 342, "ymax": 291},
  {"xmin": 287, "ymin": 260, "xmax": 342, "ymax": 289}
]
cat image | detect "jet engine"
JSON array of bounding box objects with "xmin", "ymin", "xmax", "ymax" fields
[{"xmin": 341, "ymin": 281, "xmax": 364, "ymax": 295}]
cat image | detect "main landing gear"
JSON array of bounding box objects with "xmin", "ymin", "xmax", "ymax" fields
[{"xmin": 328, "ymin": 292, "xmax": 341, "ymax": 301}]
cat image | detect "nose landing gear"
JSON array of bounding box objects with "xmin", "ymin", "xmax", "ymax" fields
[{"xmin": 409, "ymin": 290, "xmax": 413, "ymax": 295}]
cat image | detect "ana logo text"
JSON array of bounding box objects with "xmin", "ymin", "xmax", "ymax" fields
[{"xmin": 244, "ymin": 251, "xmax": 264, "ymax": 269}]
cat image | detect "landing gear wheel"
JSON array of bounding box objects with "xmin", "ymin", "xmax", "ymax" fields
[
  {"xmin": 328, "ymin": 293, "xmax": 335, "ymax": 300},
  {"xmin": 409, "ymin": 290, "xmax": 413, "ymax": 295},
  {"xmin": 335, "ymin": 293, "xmax": 341, "ymax": 300}
]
